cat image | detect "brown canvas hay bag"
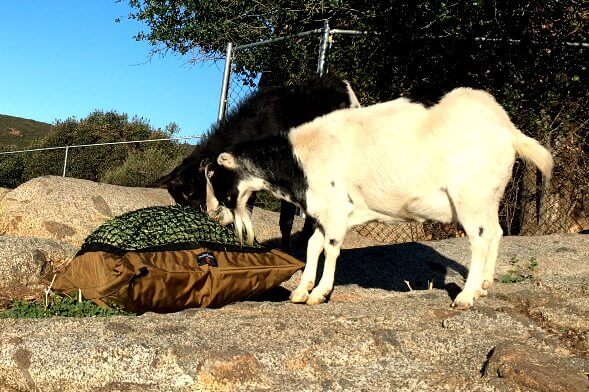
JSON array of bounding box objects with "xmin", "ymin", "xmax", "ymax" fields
[
  {"xmin": 45, "ymin": 206, "xmax": 304, "ymax": 312},
  {"xmin": 49, "ymin": 247, "xmax": 303, "ymax": 313}
]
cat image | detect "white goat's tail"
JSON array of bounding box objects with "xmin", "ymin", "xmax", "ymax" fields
[{"xmin": 510, "ymin": 127, "xmax": 554, "ymax": 181}]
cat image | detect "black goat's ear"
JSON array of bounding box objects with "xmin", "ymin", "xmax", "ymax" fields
[
  {"xmin": 217, "ymin": 152, "xmax": 237, "ymax": 169},
  {"xmin": 147, "ymin": 170, "xmax": 175, "ymax": 188}
]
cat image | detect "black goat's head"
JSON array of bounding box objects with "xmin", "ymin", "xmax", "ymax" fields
[
  {"xmin": 204, "ymin": 153, "xmax": 259, "ymax": 246},
  {"xmin": 150, "ymin": 158, "xmax": 208, "ymax": 209}
]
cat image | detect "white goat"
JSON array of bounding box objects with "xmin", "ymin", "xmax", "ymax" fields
[{"xmin": 205, "ymin": 87, "xmax": 553, "ymax": 308}]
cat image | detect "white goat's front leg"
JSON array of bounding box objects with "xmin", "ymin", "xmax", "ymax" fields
[
  {"xmin": 306, "ymin": 232, "xmax": 344, "ymax": 305},
  {"xmin": 306, "ymin": 208, "xmax": 349, "ymax": 305},
  {"xmin": 290, "ymin": 228, "xmax": 324, "ymax": 303}
]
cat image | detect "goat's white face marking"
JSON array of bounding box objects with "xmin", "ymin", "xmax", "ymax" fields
[
  {"xmin": 204, "ymin": 165, "xmax": 235, "ymax": 227},
  {"xmin": 203, "ymin": 166, "xmax": 218, "ymax": 211},
  {"xmin": 215, "ymin": 206, "xmax": 235, "ymax": 227}
]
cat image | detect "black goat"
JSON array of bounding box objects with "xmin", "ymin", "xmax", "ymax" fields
[{"xmin": 152, "ymin": 75, "xmax": 360, "ymax": 252}]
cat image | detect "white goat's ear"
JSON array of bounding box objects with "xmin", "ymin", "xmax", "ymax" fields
[{"xmin": 217, "ymin": 152, "xmax": 237, "ymax": 169}]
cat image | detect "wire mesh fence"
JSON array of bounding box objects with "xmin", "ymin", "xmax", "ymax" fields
[
  {"xmin": 226, "ymin": 33, "xmax": 323, "ymax": 112},
  {"xmin": 226, "ymin": 72, "xmax": 257, "ymax": 113}
]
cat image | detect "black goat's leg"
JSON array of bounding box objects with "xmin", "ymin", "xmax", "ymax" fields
[
  {"xmin": 246, "ymin": 192, "xmax": 257, "ymax": 213},
  {"xmin": 302, "ymin": 215, "xmax": 317, "ymax": 242},
  {"xmin": 279, "ymin": 200, "xmax": 296, "ymax": 253}
]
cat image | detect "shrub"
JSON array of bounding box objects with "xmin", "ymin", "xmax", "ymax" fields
[
  {"xmin": 101, "ymin": 146, "xmax": 187, "ymax": 187},
  {"xmin": 0, "ymin": 153, "xmax": 24, "ymax": 189}
]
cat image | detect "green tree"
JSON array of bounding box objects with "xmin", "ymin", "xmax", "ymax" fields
[
  {"xmin": 22, "ymin": 110, "xmax": 159, "ymax": 182},
  {"xmin": 124, "ymin": 1, "xmax": 587, "ymax": 147},
  {"xmin": 124, "ymin": 1, "xmax": 586, "ymax": 101}
]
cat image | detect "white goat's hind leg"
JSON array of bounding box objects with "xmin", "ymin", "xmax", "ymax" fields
[
  {"xmin": 451, "ymin": 198, "xmax": 495, "ymax": 309},
  {"xmin": 307, "ymin": 215, "xmax": 348, "ymax": 305},
  {"xmin": 453, "ymin": 228, "xmax": 491, "ymax": 308},
  {"xmin": 290, "ymin": 228, "xmax": 324, "ymax": 303},
  {"xmin": 481, "ymin": 217, "xmax": 503, "ymax": 292},
  {"xmin": 306, "ymin": 233, "xmax": 344, "ymax": 305}
]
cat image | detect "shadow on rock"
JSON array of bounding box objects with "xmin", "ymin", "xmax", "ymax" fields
[
  {"xmin": 247, "ymin": 286, "xmax": 292, "ymax": 303},
  {"xmin": 334, "ymin": 243, "xmax": 467, "ymax": 294},
  {"xmin": 262, "ymin": 234, "xmax": 469, "ymax": 298}
]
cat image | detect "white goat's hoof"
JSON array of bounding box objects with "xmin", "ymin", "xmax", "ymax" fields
[
  {"xmin": 482, "ymin": 280, "xmax": 492, "ymax": 290},
  {"xmin": 306, "ymin": 288, "xmax": 330, "ymax": 305},
  {"xmin": 306, "ymin": 293, "xmax": 327, "ymax": 305},
  {"xmin": 475, "ymin": 288, "xmax": 488, "ymax": 298},
  {"xmin": 290, "ymin": 290, "xmax": 309, "ymax": 304},
  {"xmin": 452, "ymin": 291, "xmax": 474, "ymax": 309}
]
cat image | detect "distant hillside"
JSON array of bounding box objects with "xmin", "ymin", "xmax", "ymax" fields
[{"xmin": 0, "ymin": 114, "xmax": 52, "ymax": 150}]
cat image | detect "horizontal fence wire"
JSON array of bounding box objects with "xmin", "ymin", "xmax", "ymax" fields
[
  {"xmin": 0, "ymin": 135, "xmax": 202, "ymax": 156},
  {"xmin": 0, "ymin": 136, "xmax": 203, "ymax": 186}
]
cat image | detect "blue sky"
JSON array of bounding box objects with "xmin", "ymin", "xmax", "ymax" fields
[{"xmin": 0, "ymin": 2, "xmax": 224, "ymax": 137}]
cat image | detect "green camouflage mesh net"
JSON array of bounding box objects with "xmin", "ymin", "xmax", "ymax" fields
[{"xmin": 78, "ymin": 205, "xmax": 262, "ymax": 255}]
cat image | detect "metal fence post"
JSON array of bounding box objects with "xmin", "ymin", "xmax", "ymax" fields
[
  {"xmin": 317, "ymin": 20, "xmax": 331, "ymax": 76},
  {"xmin": 217, "ymin": 42, "xmax": 234, "ymax": 120},
  {"xmin": 62, "ymin": 146, "xmax": 69, "ymax": 177}
]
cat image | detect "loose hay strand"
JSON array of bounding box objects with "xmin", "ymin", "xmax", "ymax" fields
[{"xmin": 44, "ymin": 274, "xmax": 57, "ymax": 309}]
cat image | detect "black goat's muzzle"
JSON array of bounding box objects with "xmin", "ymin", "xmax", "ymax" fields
[{"xmin": 208, "ymin": 206, "xmax": 234, "ymax": 227}]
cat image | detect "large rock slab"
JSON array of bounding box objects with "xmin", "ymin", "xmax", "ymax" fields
[
  {"xmin": 0, "ymin": 234, "xmax": 588, "ymax": 391},
  {"xmin": 0, "ymin": 176, "xmax": 173, "ymax": 246},
  {"xmin": 0, "ymin": 236, "xmax": 77, "ymax": 307},
  {"xmin": 485, "ymin": 342, "xmax": 589, "ymax": 392}
]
